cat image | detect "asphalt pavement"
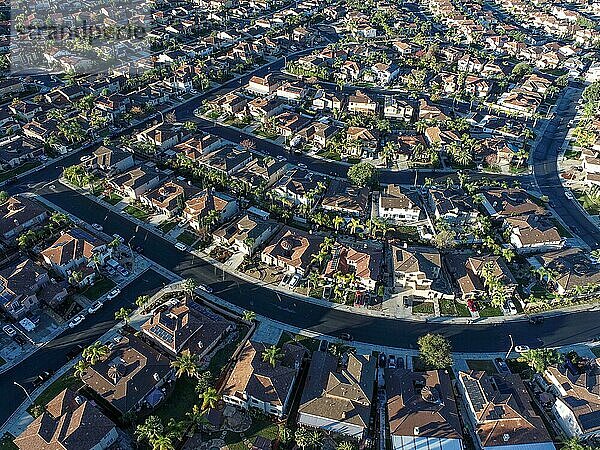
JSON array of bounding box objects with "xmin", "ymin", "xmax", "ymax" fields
[{"xmin": 0, "ymin": 269, "xmax": 169, "ymax": 425}]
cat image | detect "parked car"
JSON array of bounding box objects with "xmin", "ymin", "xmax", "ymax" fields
[
  {"xmin": 91, "ymin": 223, "xmax": 103, "ymax": 231},
  {"xmin": 33, "ymin": 370, "xmax": 53, "ymax": 387},
  {"xmin": 289, "ymin": 273, "xmax": 301, "ymax": 287},
  {"xmin": 67, "ymin": 344, "xmax": 85, "ymax": 359},
  {"xmin": 68, "ymin": 315, "xmax": 85, "ymax": 328},
  {"xmin": 3, "ymin": 324, "xmax": 16, "ymax": 337},
  {"xmin": 118, "ymin": 266, "xmax": 129, "ymax": 277},
  {"xmin": 88, "ymin": 301, "xmax": 103, "ymax": 313},
  {"xmin": 198, "ymin": 284, "xmax": 213, "ymax": 293},
  {"xmin": 339, "ymin": 333, "xmax": 353, "ymax": 341},
  {"xmin": 13, "ymin": 334, "xmax": 26, "ymax": 345},
  {"xmin": 515, "ymin": 345, "xmax": 530, "ymax": 353},
  {"xmin": 378, "ymin": 353, "xmax": 386, "ymax": 368},
  {"xmin": 495, "ymin": 357, "xmax": 510, "ymax": 374},
  {"xmin": 506, "ymin": 301, "xmax": 517, "ymax": 315},
  {"xmin": 175, "ymin": 242, "xmax": 188, "ymax": 251},
  {"xmin": 298, "ymin": 163, "xmax": 307, "ymax": 169},
  {"xmin": 565, "ymin": 191, "xmax": 574, "ymax": 200},
  {"xmin": 106, "ymin": 266, "xmax": 116, "ymax": 276},
  {"xmin": 529, "ymin": 316, "xmax": 544, "ymax": 325},
  {"xmin": 388, "ymin": 354, "xmax": 397, "ymax": 369},
  {"xmin": 467, "ymin": 299, "xmax": 477, "ymax": 313},
  {"xmin": 106, "ymin": 288, "xmax": 121, "ymax": 300}
]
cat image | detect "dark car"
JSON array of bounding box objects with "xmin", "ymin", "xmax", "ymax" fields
[
  {"xmin": 13, "ymin": 334, "xmax": 26, "ymax": 345},
  {"xmin": 33, "ymin": 370, "xmax": 53, "ymax": 387},
  {"xmin": 529, "ymin": 316, "xmax": 544, "ymax": 325},
  {"xmin": 378, "ymin": 353, "xmax": 386, "ymax": 368},
  {"xmin": 339, "ymin": 333, "xmax": 353, "ymax": 341},
  {"xmin": 67, "ymin": 344, "xmax": 85, "ymax": 359}
]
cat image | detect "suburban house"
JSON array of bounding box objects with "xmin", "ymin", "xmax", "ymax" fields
[
  {"xmin": 213, "ymin": 212, "xmax": 279, "ymax": 255},
  {"xmin": 545, "ymin": 358, "xmax": 600, "ymax": 439},
  {"xmin": 222, "ymin": 340, "xmax": 305, "ymax": 418},
  {"xmin": 198, "ymin": 146, "xmax": 253, "ymax": 175},
  {"xmin": 140, "ymin": 179, "xmax": 201, "ymax": 217},
  {"xmin": 14, "ymin": 389, "xmax": 118, "ymax": 450},
  {"xmin": 378, "ymin": 185, "xmax": 421, "ymax": 223},
  {"xmin": 261, "ymin": 226, "xmax": 324, "ymax": 276},
  {"xmin": 324, "ymin": 241, "xmax": 382, "ymax": 291},
  {"xmin": 428, "ymin": 188, "xmax": 479, "ymax": 226},
  {"xmin": 234, "ymin": 157, "xmax": 287, "ymax": 188},
  {"xmin": 348, "ymin": 90, "xmax": 378, "ymax": 115},
  {"xmin": 80, "ymin": 334, "xmax": 173, "ymax": 416},
  {"xmin": 136, "ymin": 123, "xmax": 184, "ymax": 150},
  {"xmin": 392, "ymin": 246, "xmax": 451, "ymax": 299},
  {"xmin": 40, "ymin": 229, "xmax": 111, "ymax": 284},
  {"xmin": 535, "ymin": 248, "xmax": 600, "ymax": 295},
  {"xmin": 273, "ymin": 169, "xmax": 328, "ymax": 206},
  {"xmin": 298, "ymin": 351, "xmax": 376, "ymax": 439},
  {"xmin": 0, "ymin": 196, "xmax": 48, "ymax": 243},
  {"xmin": 312, "ymin": 90, "xmax": 345, "ymax": 111},
  {"xmin": 445, "ymin": 254, "xmax": 517, "ymax": 300},
  {"xmin": 174, "ymin": 133, "xmax": 223, "ymax": 159},
  {"xmin": 386, "ymin": 369, "xmax": 464, "ymax": 450},
  {"xmin": 91, "ymin": 146, "xmax": 135, "ymax": 173},
  {"xmin": 457, "ymin": 371, "xmax": 556, "ymax": 450},
  {"xmin": 321, "ymin": 179, "xmax": 370, "ymax": 218},
  {"xmin": 479, "ymin": 189, "xmax": 545, "ymax": 218},
  {"xmin": 107, "ymin": 165, "xmax": 161, "ymax": 200},
  {"xmin": 504, "ymin": 215, "xmax": 564, "ymax": 253},
  {"xmin": 383, "ymin": 97, "xmax": 414, "ymax": 120},
  {"xmin": 247, "ymin": 74, "xmax": 280, "ymax": 96},
  {"xmin": 183, "ymin": 189, "xmax": 238, "ymax": 232},
  {"xmin": 141, "ymin": 299, "xmax": 233, "ymax": 357},
  {"xmin": 0, "ymin": 258, "xmax": 67, "ymax": 319}
]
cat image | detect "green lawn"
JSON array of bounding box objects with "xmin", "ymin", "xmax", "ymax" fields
[
  {"xmin": 550, "ymin": 219, "xmax": 572, "ymax": 238},
  {"xmin": 412, "ymin": 301, "xmax": 434, "ymax": 314},
  {"xmin": 158, "ymin": 220, "xmax": 178, "ymax": 233},
  {"xmin": 592, "ymin": 346, "xmax": 600, "ymax": 358},
  {"xmin": 278, "ymin": 332, "xmax": 321, "ymax": 353},
  {"xmin": 153, "ymin": 376, "xmax": 197, "ymax": 423},
  {"xmin": 0, "ymin": 434, "xmax": 17, "ymax": 450},
  {"xmin": 440, "ymin": 299, "xmax": 470, "ymax": 317},
  {"xmin": 0, "ymin": 162, "xmax": 40, "ymax": 182},
  {"xmin": 81, "ymin": 278, "xmax": 116, "ymax": 301},
  {"xmin": 466, "ymin": 359, "xmax": 498, "ymax": 373},
  {"xmin": 478, "ymin": 305, "xmax": 503, "ymax": 317},
  {"xmin": 0, "ymin": 356, "xmax": 6, "ymax": 367},
  {"xmin": 27, "ymin": 371, "xmax": 82, "ymax": 415},
  {"xmin": 316, "ymin": 150, "xmax": 342, "ymax": 161},
  {"xmin": 102, "ymin": 193, "xmax": 123, "ymax": 205},
  {"xmin": 177, "ymin": 230, "xmax": 198, "ymax": 246},
  {"xmin": 207, "ymin": 325, "xmax": 249, "ymax": 379},
  {"xmin": 224, "ymin": 415, "xmax": 279, "ymax": 450},
  {"xmin": 124, "ymin": 205, "xmax": 150, "ymax": 221}
]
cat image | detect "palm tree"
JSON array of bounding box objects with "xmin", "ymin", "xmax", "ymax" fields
[
  {"xmin": 200, "ymin": 387, "xmax": 220, "ymax": 410},
  {"xmin": 294, "ymin": 427, "xmax": 311, "ymax": 450},
  {"xmin": 262, "ymin": 345, "xmax": 283, "ymax": 368},
  {"xmin": 136, "ymin": 295, "xmax": 150, "ymax": 309},
  {"xmin": 150, "ymin": 434, "xmax": 175, "ymax": 450},
  {"xmin": 332, "ymin": 215, "xmax": 344, "ymax": 232},
  {"xmin": 135, "ymin": 416, "xmax": 164, "ymax": 443},
  {"xmin": 308, "ymin": 429, "xmax": 322, "ymax": 449},
  {"xmin": 278, "ymin": 424, "xmax": 293, "ymax": 444},
  {"xmin": 82, "ymin": 341, "xmax": 110, "ymax": 365},
  {"xmin": 337, "ymin": 442, "xmax": 356, "ymax": 450},
  {"xmin": 242, "ymin": 310, "xmax": 256, "ymax": 322},
  {"xmin": 115, "ymin": 307, "xmax": 132, "ymax": 324},
  {"xmin": 73, "ymin": 360, "xmax": 89, "ymax": 378},
  {"xmin": 68, "ymin": 270, "xmax": 84, "ymax": 286},
  {"xmin": 308, "ymin": 271, "xmax": 322, "ymax": 292},
  {"xmin": 171, "ymin": 349, "xmax": 199, "ymax": 378},
  {"xmin": 185, "ymin": 404, "xmax": 207, "ymax": 431},
  {"xmin": 183, "ymin": 278, "xmax": 196, "ymax": 298},
  {"xmin": 347, "ymin": 217, "xmax": 361, "ymax": 235}
]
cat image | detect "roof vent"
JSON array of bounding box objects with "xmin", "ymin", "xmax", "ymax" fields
[
  {"xmin": 414, "ymin": 427, "xmax": 420, "ymax": 436},
  {"xmin": 503, "ymin": 434, "xmax": 510, "ymax": 442},
  {"xmin": 153, "ymin": 372, "xmax": 161, "ymax": 381}
]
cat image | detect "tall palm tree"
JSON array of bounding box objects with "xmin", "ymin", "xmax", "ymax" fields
[
  {"xmin": 68, "ymin": 270, "xmax": 84, "ymax": 286},
  {"xmin": 347, "ymin": 217, "xmax": 361, "ymax": 235},
  {"xmin": 185, "ymin": 404, "xmax": 207, "ymax": 431},
  {"xmin": 183, "ymin": 278, "xmax": 196, "ymax": 298},
  {"xmin": 337, "ymin": 442, "xmax": 356, "ymax": 450},
  {"xmin": 309, "ymin": 429, "xmax": 323, "ymax": 449},
  {"xmin": 332, "ymin": 215, "xmax": 345, "ymax": 232},
  {"xmin": 262, "ymin": 345, "xmax": 283, "ymax": 368},
  {"xmin": 136, "ymin": 295, "xmax": 150, "ymax": 309},
  {"xmin": 242, "ymin": 310, "xmax": 256, "ymax": 322},
  {"xmin": 294, "ymin": 427, "xmax": 311, "ymax": 450},
  {"xmin": 200, "ymin": 387, "xmax": 220, "ymax": 410},
  {"xmin": 82, "ymin": 341, "xmax": 110, "ymax": 365},
  {"xmin": 151, "ymin": 434, "xmax": 175, "ymax": 450},
  {"xmin": 135, "ymin": 416, "xmax": 164, "ymax": 443},
  {"xmin": 115, "ymin": 307, "xmax": 132, "ymax": 324},
  {"xmin": 171, "ymin": 349, "xmax": 199, "ymax": 378}
]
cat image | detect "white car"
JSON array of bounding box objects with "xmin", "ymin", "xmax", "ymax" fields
[
  {"xmin": 3, "ymin": 324, "xmax": 16, "ymax": 337},
  {"xmin": 298, "ymin": 163, "xmax": 307, "ymax": 169},
  {"xmin": 88, "ymin": 301, "xmax": 103, "ymax": 313},
  {"xmin": 68, "ymin": 315, "xmax": 85, "ymax": 328},
  {"xmin": 565, "ymin": 191, "xmax": 574, "ymax": 200},
  {"xmin": 175, "ymin": 242, "xmax": 188, "ymax": 251},
  {"xmin": 515, "ymin": 345, "xmax": 531, "ymax": 353},
  {"xmin": 198, "ymin": 284, "xmax": 213, "ymax": 293},
  {"xmin": 91, "ymin": 223, "xmax": 103, "ymax": 231},
  {"xmin": 106, "ymin": 288, "xmax": 121, "ymax": 300},
  {"xmin": 276, "ymin": 155, "xmax": 286, "ymax": 161}
]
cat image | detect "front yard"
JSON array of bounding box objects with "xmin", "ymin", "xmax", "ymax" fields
[
  {"xmin": 439, "ymin": 299, "xmax": 471, "ymax": 317},
  {"xmin": 81, "ymin": 277, "xmax": 116, "ymax": 301},
  {"xmin": 177, "ymin": 230, "xmax": 199, "ymax": 246},
  {"xmin": 466, "ymin": 359, "xmax": 498, "ymax": 373},
  {"xmin": 124, "ymin": 204, "xmax": 150, "ymax": 221},
  {"xmin": 412, "ymin": 301, "xmax": 434, "ymax": 315},
  {"xmin": 102, "ymin": 193, "xmax": 123, "ymax": 205},
  {"xmin": 478, "ymin": 304, "xmax": 503, "ymax": 317},
  {"xmin": 27, "ymin": 371, "xmax": 82, "ymax": 415}
]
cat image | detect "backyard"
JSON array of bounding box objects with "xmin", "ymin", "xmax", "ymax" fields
[
  {"xmin": 224, "ymin": 413, "xmax": 279, "ymax": 450},
  {"xmin": 278, "ymin": 332, "xmax": 321, "ymax": 353},
  {"xmin": 153, "ymin": 376, "xmax": 197, "ymax": 422},
  {"xmin": 177, "ymin": 230, "xmax": 199, "ymax": 246}
]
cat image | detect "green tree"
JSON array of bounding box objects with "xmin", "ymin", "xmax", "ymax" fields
[
  {"xmin": 294, "ymin": 427, "xmax": 311, "ymax": 450},
  {"xmin": 82, "ymin": 341, "xmax": 110, "ymax": 365},
  {"xmin": 171, "ymin": 349, "xmax": 199, "ymax": 378},
  {"xmin": 517, "ymin": 348, "xmax": 563, "ymax": 373},
  {"xmin": 242, "ymin": 310, "xmax": 256, "ymax": 322},
  {"xmin": 0, "ymin": 191, "xmax": 9, "ymax": 203},
  {"xmin": 583, "ymin": 81, "xmax": 600, "ymax": 103},
  {"xmin": 73, "ymin": 359, "xmax": 90, "ymax": 378},
  {"xmin": 68, "ymin": 270, "xmax": 84, "ymax": 286},
  {"xmin": 115, "ymin": 307, "xmax": 132, "ymax": 324},
  {"xmin": 347, "ymin": 162, "xmax": 377, "ymax": 187},
  {"xmin": 417, "ymin": 333, "xmax": 453, "ymax": 369},
  {"xmin": 183, "ymin": 278, "xmax": 197, "ymax": 298},
  {"xmin": 135, "ymin": 416, "xmax": 164, "ymax": 443},
  {"xmin": 194, "ymin": 371, "xmax": 213, "ymax": 394},
  {"xmin": 261, "ymin": 345, "xmax": 283, "ymax": 368},
  {"xmin": 337, "ymin": 442, "xmax": 356, "ymax": 450},
  {"xmin": 135, "ymin": 295, "xmax": 150, "ymax": 309},
  {"xmin": 278, "ymin": 424, "xmax": 293, "ymax": 444},
  {"xmin": 150, "ymin": 434, "xmax": 174, "ymax": 450},
  {"xmin": 185, "ymin": 404, "xmax": 207, "ymax": 431},
  {"xmin": 511, "ymin": 62, "xmax": 533, "ymax": 80},
  {"xmin": 200, "ymin": 387, "xmax": 220, "ymax": 410}
]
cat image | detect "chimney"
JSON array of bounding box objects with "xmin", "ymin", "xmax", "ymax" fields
[{"xmin": 414, "ymin": 427, "xmax": 420, "ymax": 436}]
